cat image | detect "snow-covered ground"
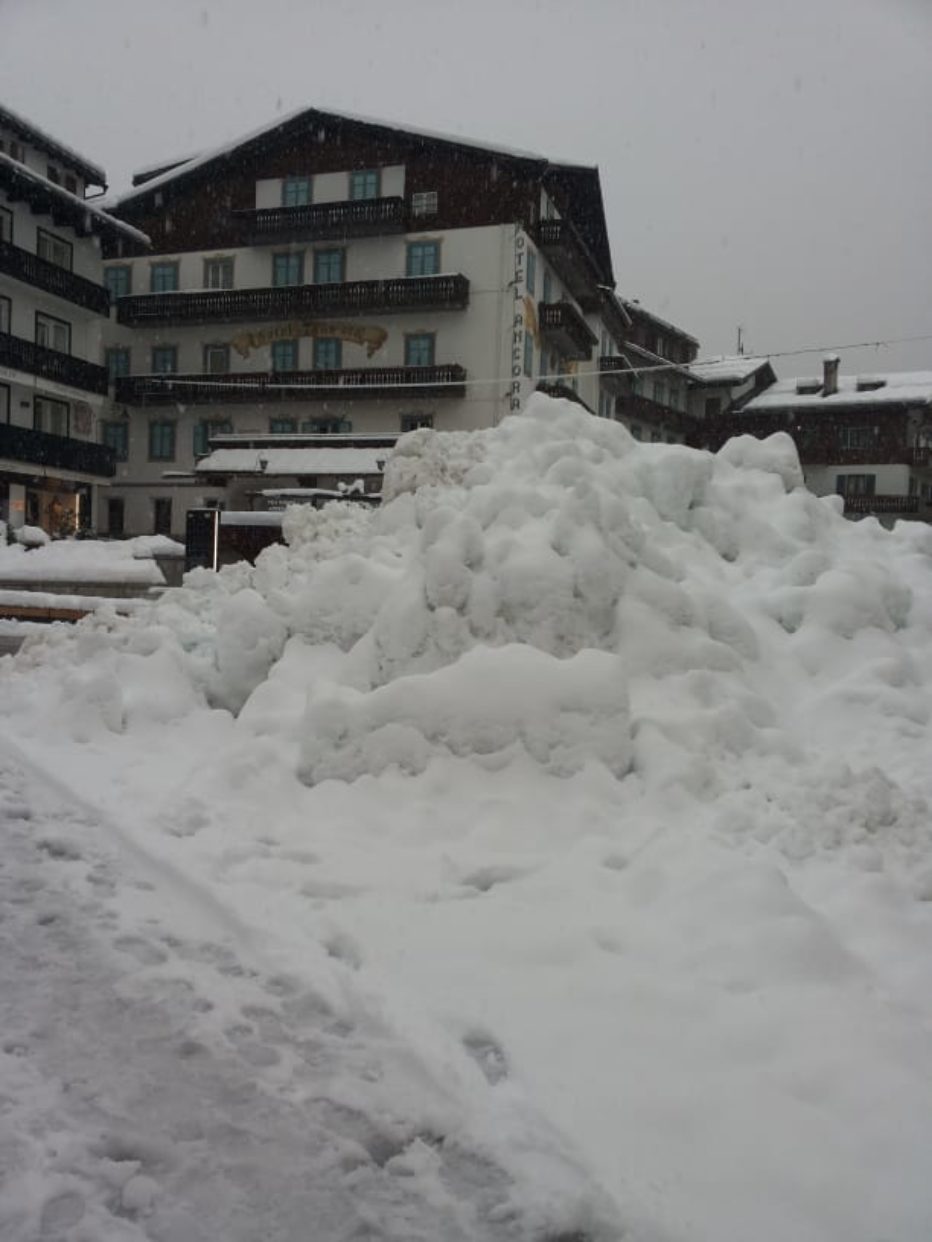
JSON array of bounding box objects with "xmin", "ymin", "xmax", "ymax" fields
[
  {"xmin": 2, "ymin": 395, "xmax": 932, "ymax": 1241},
  {"xmin": 0, "ymin": 532, "xmax": 181, "ymax": 585}
]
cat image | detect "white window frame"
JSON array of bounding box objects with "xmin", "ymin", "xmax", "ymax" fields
[
  {"xmin": 34, "ymin": 395, "xmax": 70, "ymax": 437},
  {"xmin": 36, "ymin": 312, "xmax": 71, "ymax": 354},
  {"xmin": 203, "ymin": 257, "xmax": 234, "ymax": 290},
  {"xmin": 37, "ymin": 228, "xmax": 73, "ymax": 271},
  {"xmin": 411, "ymin": 191, "xmax": 438, "ymax": 218}
]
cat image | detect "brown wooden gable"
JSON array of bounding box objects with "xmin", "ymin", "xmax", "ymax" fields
[{"xmin": 105, "ymin": 109, "xmax": 612, "ymax": 281}]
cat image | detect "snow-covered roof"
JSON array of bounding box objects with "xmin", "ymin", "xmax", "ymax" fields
[
  {"xmin": 617, "ymin": 340, "xmax": 692, "ymax": 377},
  {"xmin": 619, "ymin": 298, "xmax": 699, "ymax": 346},
  {"xmin": 0, "ymin": 152, "xmax": 150, "ymax": 247},
  {"xmin": 219, "ymin": 511, "xmax": 283, "ymax": 527},
  {"xmin": 209, "ymin": 433, "xmax": 398, "ymax": 448},
  {"xmin": 742, "ymin": 370, "xmax": 932, "ymax": 413},
  {"xmin": 0, "ymin": 102, "xmax": 106, "ymax": 186},
  {"xmin": 195, "ymin": 446, "xmax": 388, "ymax": 476},
  {"xmin": 131, "ymin": 150, "xmax": 202, "ymax": 186},
  {"xmin": 111, "ymin": 104, "xmax": 590, "ymax": 207},
  {"xmin": 687, "ymin": 356, "xmax": 773, "ymax": 385}
]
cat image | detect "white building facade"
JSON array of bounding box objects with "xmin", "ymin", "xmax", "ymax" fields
[
  {"xmin": 0, "ymin": 104, "xmax": 148, "ymax": 534},
  {"xmin": 99, "ymin": 108, "xmax": 649, "ymax": 537}
]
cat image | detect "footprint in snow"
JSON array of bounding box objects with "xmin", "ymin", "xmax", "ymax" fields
[
  {"xmin": 323, "ymin": 931, "xmax": 363, "ymax": 970},
  {"xmin": 36, "ymin": 837, "xmax": 82, "ymax": 861},
  {"xmin": 39, "ymin": 1190, "xmax": 86, "ymax": 1234},
  {"xmin": 462, "ymin": 1031, "xmax": 508, "ymax": 1084},
  {"xmin": 112, "ymin": 936, "xmax": 169, "ymax": 967},
  {"xmin": 1, "ymin": 800, "xmax": 32, "ymax": 821},
  {"xmin": 461, "ymin": 864, "xmax": 526, "ymax": 893}
]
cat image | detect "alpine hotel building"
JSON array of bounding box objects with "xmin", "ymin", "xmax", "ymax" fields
[{"xmin": 99, "ymin": 106, "xmax": 700, "ymax": 537}]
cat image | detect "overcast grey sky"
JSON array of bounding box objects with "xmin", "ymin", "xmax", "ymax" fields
[{"xmin": 2, "ymin": 0, "xmax": 929, "ymax": 376}]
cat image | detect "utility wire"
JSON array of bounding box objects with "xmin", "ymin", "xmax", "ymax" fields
[{"xmin": 132, "ymin": 330, "xmax": 932, "ymax": 395}]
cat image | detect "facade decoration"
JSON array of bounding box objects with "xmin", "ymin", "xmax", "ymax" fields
[{"xmin": 231, "ymin": 320, "xmax": 388, "ymax": 360}]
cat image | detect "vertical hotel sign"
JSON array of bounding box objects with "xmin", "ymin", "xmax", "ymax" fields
[{"xmin": 510, "ymin": 227, "xmax": 527, "ymax": 413}]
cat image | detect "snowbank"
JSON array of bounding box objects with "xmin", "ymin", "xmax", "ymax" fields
[
  {"xmin": 3, "ymin": 395, "xmax": 932, "ymax": 1242},
  {"xmin": 0, "ymin": 534, "xmax": 169, "ymax": 585}
]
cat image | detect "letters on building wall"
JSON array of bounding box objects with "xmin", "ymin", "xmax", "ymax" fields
[
  {"xmin": 231, "ymin": 321, "xmax": 388, "ymax": 360},
  {"xmin": 510, "ymin": 229, "xmax": 526, "ymax": 413}
]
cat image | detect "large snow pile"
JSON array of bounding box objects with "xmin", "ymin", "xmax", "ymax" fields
[{"xmin": 3, "ymin": 395, "xmax": 932, "ymax": 1242}]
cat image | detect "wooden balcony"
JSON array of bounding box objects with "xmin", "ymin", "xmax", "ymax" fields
[
  {"xmin": 843, "ymin": 494, "xmax": 920, "ymax": 516},
  {"xmin": 598, "ymin": 354, "xmax": 633, "ymax": 390},
  {"xmin": 615, "ymin": 392, "xmax": 695, "ymax": 437},
  {"xmin": 534, "ymin": 219, "xmax": 603, "ymax": 311},
  {"xmin": 538, "ymin": 300, "xmax": 597, "ymax": 360},
  {"xmin": 0, "ymin": 420, "xmax": 115, "ymax": 478},
  {"xmin": 0, "ymin": 331, "xmax": 109, "ymax": 395},
  {"xmin": 115, "ymin": 364, "xmax": 467, "ymax": 405},
  {"xmin": 535, "ymin": 381, "xmax": 594, "ymax": 414},
  {"xmin": 237, "ymin": 196, "xmax": 407, "ymax": 243},
  {"xmin": 0, "ymin": 239, "xmax": 110, "ymax": 315},
  {"xmin": 115, "ymin": 274, "xmax": 470, "ymax": 327}
]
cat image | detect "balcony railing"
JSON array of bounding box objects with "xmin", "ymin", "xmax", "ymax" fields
[
  {"xmin": 0, "ymin": 240, "xmax": 111, "ymax": 315},
  {"xmin": 614, "ymin": 392, "xmax": 695, "ymax": 437},
  {"xmin": 237, "ymin": 196, "xmax": 408, "ymax": 243},
  {"xmin": 115, "ymin": 274, "xmax": 470, "ymax": 327},
  {"xmin": 0, "ymin": 331, "xmax": 109, "ymax": 395},
  {"xmin": 0, "ymin": 420, "xmax": 115, "ymax": 478},
  {"xmin": 535, "ymin": 381, "xmax": 595, "ymax": 414},
  {"xmin": 911, "ymin": 446, "xmax": 932, "ymax": 468},
  {"xmin": 115, "ymin": 364, "xmax": 467, "ymax": 405},
  {"xmin": 534, "ymin": 219, "xmax": 604, "ymax": 311},
  {"xmin": 538, "ymin": 300, "xmax": 597, "ymax": 360},
  {"xmin": 843, "ymin": 494, "xmax": 920, "ymax": 515}
]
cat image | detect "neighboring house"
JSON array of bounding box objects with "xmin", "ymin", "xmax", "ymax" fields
[
  {"xmin": 706, "ymin": 356, "xmax": 932, "ymax": 522},
  {"xmin": 99, "ymin": 105, "xmax": 623, "ymax": 537},
  {"xmin": 685, "ymin": 354, "xmax": 777, "ymax": 422},
  {"xmin": 596, "ymin": 296, "xmax": 700, "ymax": 444},
  {"xmin": 0, "ymin": 103, "xmax": 149, "ymax": 536}
]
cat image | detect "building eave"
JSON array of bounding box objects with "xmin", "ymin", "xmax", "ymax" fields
[
  {"xmin": 0, "ymin": 153, "xmax": 151, "ymax": 248},
  {"xmin": 0, "ymin": 103, "xmax": 107, "ymax": 188}
]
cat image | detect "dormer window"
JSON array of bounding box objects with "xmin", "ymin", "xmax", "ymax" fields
[
  {"xmin": 47, "ymin": 165, "xmax": 60, "ymax": 184},
  {"xmin": 282, "ymin": 176, "xmax": 311, "ymax": 207},
  {"xmin": 856, "ymin": 377, "xmax": 886, "ymax": 392},
  {"xmin": 349, "ymin": 170, "xmax": 380, "ymax": 201},
  {"xmin": 796, "ymin": 379, "xmax": 822, "ymax": 395}
]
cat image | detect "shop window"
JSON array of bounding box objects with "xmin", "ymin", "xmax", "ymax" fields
[
  {"xmin": 153, "ymin": 497, "xmax": 172, "ymax": 535},
  {"xmin": 108, "ymin": 497, "xmax": 125, "ymax": 537},
  {"xmin": 400, "ymin": 413, "xmax": 434, "ymax": 432}
]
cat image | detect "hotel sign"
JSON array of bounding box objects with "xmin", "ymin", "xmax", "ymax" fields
[
  {"xmin": 231, "ymin": 320, "xmax": 388, "ymax": 360},
  {"xmin": 510, "ymin": 229, "xmax": 527, "ymax": 413}
]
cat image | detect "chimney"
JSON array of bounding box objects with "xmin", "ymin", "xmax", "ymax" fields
[{"xmin": 822, "ymin": 354, "xmax": 840, "ymax": 397}]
